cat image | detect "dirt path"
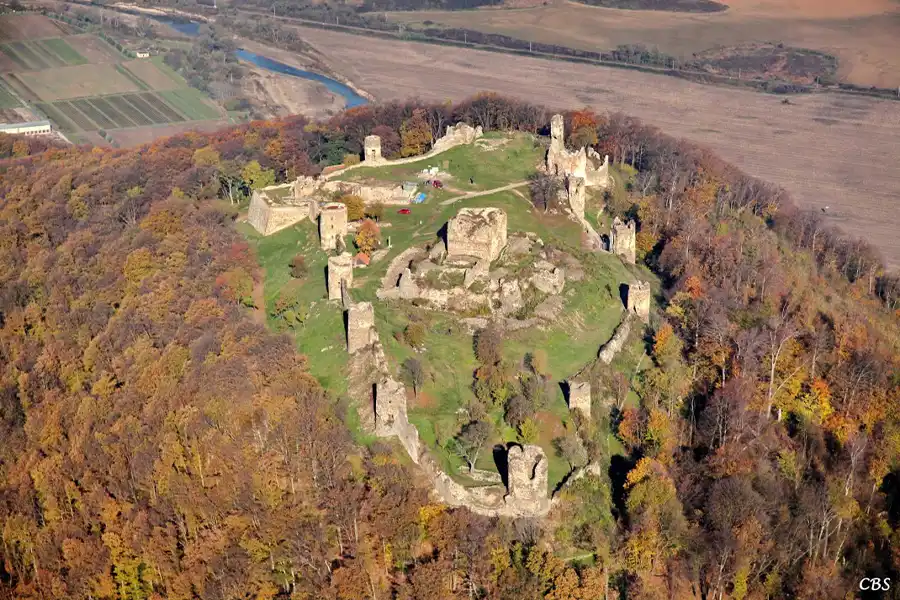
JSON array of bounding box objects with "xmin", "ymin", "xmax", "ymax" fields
[
  {"xmin": 295, "ymin": 25, "xmax": 900, "ymax": 268},
  {"xmin": 439, "ymin": 180, "xmax": 529, "ymax": 205}
]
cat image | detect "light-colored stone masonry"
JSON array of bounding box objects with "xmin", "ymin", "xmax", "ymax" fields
[
  {"xmin": 319, "ymin": 202, "xmax": 348, "ymax": 251},
  {"xmin": 610, "ymin": 216, "xmax": 636, "ymax": 265},
  {"xmin": 364, "ymin": 134, "xmax": 384, "ymax": 164},
  {"xmin": 327, "ymin": 253, "xmax": 353, "ymax": 301},
  {"xmin": 567, "ymin": 381, "xmax": 592, "ymax": 417},
  {"xmin": 446, "ymin": 207, "xmax": 508, "ymax": 262},
  {"xmin": 627, "ymin": 281, "xmax": 651, "ymax": 322},
  {"xmin": 347, "ymin": 301, "xmax": 377, "ymax": 354}
]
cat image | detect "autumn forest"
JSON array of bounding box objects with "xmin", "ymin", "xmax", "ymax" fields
[{"xmin": 1, "ymin": 94, "xmax": 899, "ymax": 599}]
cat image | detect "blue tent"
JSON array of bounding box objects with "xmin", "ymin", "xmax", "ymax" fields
[{"xmin": 413, "ymin": 193, "xmax": 426, "ymax": 204}]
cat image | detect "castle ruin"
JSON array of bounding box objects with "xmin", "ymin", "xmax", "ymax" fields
[
  {"xmin": 610, "ymin": 217, "xmax": 636, "ymax": 265},
  {"xmin": 327, "ymin": 253, "xmax": 353, "ymax": 301},
  {"xmin": 546, "ymin": 114, "xmax": 610, "ymax": 190},
  {"xmin": 374, "ymin": 378, "xmax": 422, "ymax": 463},
  {"xmin": 364, "ymin": 134, "xmax": 384, "ymax": 164},
  {"xmin": 567, "ymin": 176, "xmax": 586, "ymax": 221},
  {"xmin": 347, "ymin": 301, "xmax": 377, "ymax": 353},
  {"xmin": 248, "ymin": 178, "xmax": 320, "ymax": 236},
  {"xmin": 432, "ymin": 122, "xmax": 483, "ymax": 154},
  {"xmin": 505, "ymin": 444, "xmax": 551, "ymax": 514},
  {"xmin": 567, "ymin": 381, "xmax": 592, "ymax": 417},
  {"xmin": 446, "ymin": 207, "xmax": 508, "ymax": 262},
  {"xmin": 319, "ymin": 202, "xmax": 348, "ymax": 251},
  {"xmin": 626, "ymin": 281, "xmax": 651, "ymax": 322}
]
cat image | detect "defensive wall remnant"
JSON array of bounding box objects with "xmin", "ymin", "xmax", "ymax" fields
[
  {"xmin": 567, "ymin": 381, "xmax": 592, "ymax": 417},
  {"xmin": 347, "ymin": 301, "xmax": 377, "ymax": 354},
  {"xmin": 374, "ymin": 378, "xmax": 422, "ymax": 463},
  {"xmin": 446, "ymin": 207, "xmax": 508, "ymax": 262},
  {"xmin": 627, "ymin": 281, "xmax": 651, "ymax": 322}
]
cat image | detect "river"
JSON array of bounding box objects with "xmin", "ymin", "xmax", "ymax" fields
[{"xmin": 161, "ymin": 19, "xmax": 368, "ymax": 108}]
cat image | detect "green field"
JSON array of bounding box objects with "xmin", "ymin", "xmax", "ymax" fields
[
  {"xmin": 35, "ymin": 91, "xmax": 204, "ymax": 132},
  {"xmin": 0, "ymin": 80, "xmax": 19, "ymax": 108},
  {"xmin": 158, "ymin": 88, "xmax": 221, "ymax": 120},
  {"xmin": 41, "ymin": 38, "xmax": 87, "ymax": 65},
  {"xmin": 243, "ymin": 135, "xmax": 653, "ymax": 491}
]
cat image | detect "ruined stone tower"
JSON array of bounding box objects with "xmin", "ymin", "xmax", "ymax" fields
[
  {"xmin": 626, "ymin": 281, "xmax": 651, "ymax": 322},
  {"xmin": 364, "ymin": 134, "xmax": 383, "ymax": 164},
  {"xmin": 346, "ymin": 301, "xmax": 377, "ymax": 353},
  {"xmin": 567, "ymin": 176, "xmax": 586, "ymax": 220},
  {"xmin": 327, "ymin": 253, "xmax": 353, "ymax": 301},
  {"xmin": 319, "ymin": 202, "xmax": 348, "ymax": 251},
  {"xmin": 610, "ymin": 217, "xmax": 637, "ymax": 265},
  {"xmin": 550, "ymin": 114, "xmax": 565, "ymax": 152},
  {"xmin": 567, "ymin": 381, "xmax": 591, "ymax": 417},
  {"xmin": 446, "ymin": 207, "xmax": 508, "ymax": 262},
  {"xmin": 374, "ymin": 377, "xmax": 422, "ymax": 462},
  {"xmin": 506, "ymin": 444, "xmax": 550, "ymax": 513}
]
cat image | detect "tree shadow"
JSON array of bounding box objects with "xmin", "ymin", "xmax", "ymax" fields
[{"xmin": 609, "ymin": 454, "xmax": 635, "ymax": 524}]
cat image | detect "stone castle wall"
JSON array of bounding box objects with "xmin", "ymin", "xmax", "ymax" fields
[
  {"xmin": 568, "ymin": 381, "xmax": 591, "ymax": 417},
  {"xmin": 446, "ymin": 207, "xmax": 508, "ymax": 262}
]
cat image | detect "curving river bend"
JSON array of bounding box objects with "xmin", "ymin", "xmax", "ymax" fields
[{"xmin": 161, "ymin": 19, "xmax": 368, "ymax": 108}]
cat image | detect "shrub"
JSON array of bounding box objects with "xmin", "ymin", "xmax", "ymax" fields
[
  {"xmin": 365, "ymin": 201, "xmax": 385, "ymax": 221},
  {"xmin": 404, "ymin": 322, "xmax": 426, "ymax": 348},
  {"xmin": 290, "ymin": 254, "xmax": 307, "ymax": 279},
  {"xmin": 342, "ymin": 153, "xmax": 361, "ymax": 166},
  {"xmin": 355, "ymin": 219, "xmax": 381, "ymax": 254},
  {"xmin": 339, "ymin": 194, "xmax": 366, "ymax": 221}
]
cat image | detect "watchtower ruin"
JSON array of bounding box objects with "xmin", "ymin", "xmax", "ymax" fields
[
  {"xmin": 610, "ymin": 217, "xmax": 636, "ymax": 264},
  {"xmin": 327, "ymin": 253, "xmax": 353, "ymax": 301},
  {"xmin": 364, "ymin": 135, "xmax": 383, "ymax": 164},
  {"xmin": 546, "ymin": 114, "xmax": 610, "ymax": 188},
  {"xmin": 567, "ymin": 381, "xmax": 592, "ymax": 417},
  {"xmin": 319, "ymin": 202, "xmax": 348, "ymax": 251},
  {"xmin": 506, "ymin": 444, "xmax": 550, "ymax": 513},
  {"xmin": 346, "ymin": 301, "xmax": 376, "ymax": 353},
  {"xmin": 626, "ymin": 281, "xmax": 651, "ymax": 322},
  {"xmin": 446, "ymin": 207, "xmax": 508, "ymax": 262}
]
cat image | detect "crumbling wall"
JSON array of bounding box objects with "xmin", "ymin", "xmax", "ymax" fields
[
  {"xmin": 568, "ymin": 381, "xmax": 592, "ymax": 417},
  {"xmin": 347, "ymin": 301, "xmax": 376, "ymax": 354},
  {"xmin": 319, "ymin": 202, "xmax": 348, "ymax": 251},
  {"xmin": 248, "ymin": 188, "xmax": 315, "ymax": 236},
  {"xmin": 432, "ymin": 122, "xmax": 484, "ymax": 154},
  {"xmin": 610, "ymin": 217, "xmax": 637, "ymax": 265},
  {"xmin": 374, "ymin": 378, "xmax": 421, "ymax": 463},
  {"xmin": 446, "ymin": 207, "xmax": 508, "ymax": 262},
  {"xmin": 327, "ymin": 253, "xmax": 353, "ymax": 301},
  {"xmin": 546, "ymin": 114, "xmax": 609, "ymax": 189},
  {"xmin": 322, "ymin": 180, "xmax": 414, "ymax": 205},
  {"xmin": 567, "ymin": 176, "xmax": 586, "ymax": 220},
  {"xmin": 598, "ymin": 315, "xmax": 632, "ymax": 364},
  {"xmin": 627, "ymin": 281, "xmax": 651, "ymax": 322},
  {"xmin": 506, "ymin": 444, "xmax": 551, "ymax": 514}
]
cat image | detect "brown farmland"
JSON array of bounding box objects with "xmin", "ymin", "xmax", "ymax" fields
[
  {"xmin": 16, "ymin": 63, "xmax": 139, "ymax": 101},
  {"xmin": 388, "ymin": 0, "xmax": 900, "ymax": 88},
  {"xmin": 0, "ymin": 14, "xmax": 68, "ymax": 42},
  {"xmin": 297, "ymin": 25, "xmax": 900, "ymax": 267}
]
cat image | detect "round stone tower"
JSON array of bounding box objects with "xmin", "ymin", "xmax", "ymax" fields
[
  {"xmin": 327, "ymin": 253, "xmax": 353, "ymax": 301},
  {"xmin": 364, "ymin": 135, "xmax": 383, "ymax": 163}
]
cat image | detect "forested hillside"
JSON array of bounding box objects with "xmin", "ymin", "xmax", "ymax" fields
[{"xmin": 1, "ymin": 95, "xmax": 899, "ymax": 599}]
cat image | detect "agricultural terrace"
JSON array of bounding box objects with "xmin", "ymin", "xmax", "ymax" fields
[
  {"xmin": 0, "ymin": 14, "xmax": 224, "ymax": 145},
  {"xmin": 241, "ymin": 132, "xmax": 652, "ymax": 492}
]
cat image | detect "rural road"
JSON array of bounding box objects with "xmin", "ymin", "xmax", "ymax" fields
[{"xmin": 294, "ymin": 25, "xmax": 900, "ymax": 268}]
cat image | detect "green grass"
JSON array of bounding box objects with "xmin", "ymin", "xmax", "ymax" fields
[
  {"xmin": 159, "ymin": 88, "xmax": 220, "ymax": 120},
  {"xmin": 41, "ymin": 38, "xmax": 87, "ymax": 65},
  {"xmin": 151, "ymin": 55, "xmax": 190, "ymax": 87},
  {"xmin": 336, "ymin": 132, "xmax": 544, "ymax": 192},
  {"xmin": 115, "ymin": 64, "xmax": 151, "ymax": 91},
  {"xmin": 0, "ymin": 81, "xmax": 19, "ymax": 109}
]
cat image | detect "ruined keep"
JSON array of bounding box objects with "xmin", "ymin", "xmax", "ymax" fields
[
  {"xmin": 432, "ymin": 122, "xmax": 484, "ymax": 154},
  {"xmin": 627, "ymin": 281, "xmax": 651, "ymax": 322},
  {"xmin": 364, "ymin": 134, "xmax": 383, "ymax": 163},
  {"xmin": 347, "ymin": 301, "xmax": 377, "ymax": 353},
  {"xmin": 319, "ymin": 202, "xmax": 348, "ymax": 251},
  {"xmin": 446, "ymin": 207, "xmax": 508, "ymax": 262},
  {"xmin": 610, "ymin": 217, "xmax": 636, "ymax": 264},
  {"xmin": 568, "ymin": 381, "xmax": 592, "ymax": 417},
  {"xmin": 506, "ymin": 445, "xmax": 551, "ymax": 514},
  {"xmin": 546, "ymin": 114, "xmax": 610, "ymax": 189},
  {"xmin": 248, "ymin": 179, "xmax": 319, "ymax": 236},
  {"xmin": 374, "ymin": 377, "xmax": 421, "ymax": 463},
  {"xmin": 327, "ymin": 253, "xmax": 353, "ymax": 301}
]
